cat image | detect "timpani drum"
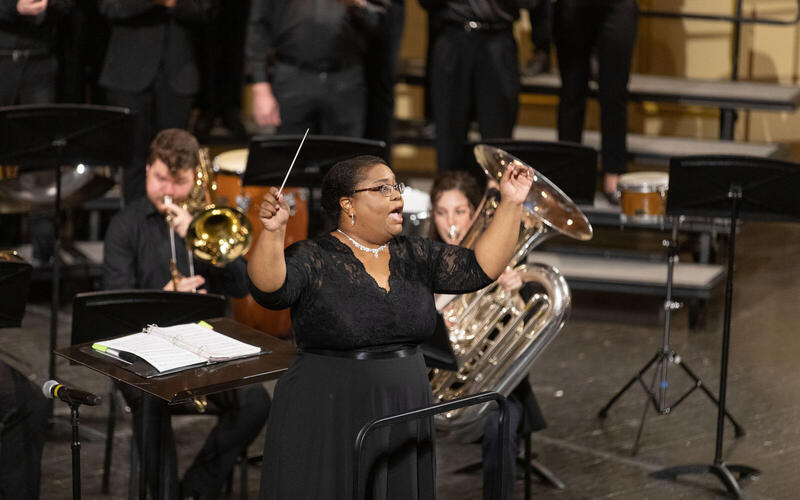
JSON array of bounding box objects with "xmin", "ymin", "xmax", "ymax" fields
[
  {"xmin": 213, "ymin": 149, "xmax": 309, "ymax": 337},
  {"xmin": 617, "ymin": 171, "xmax": 669, "ymax": 224}
]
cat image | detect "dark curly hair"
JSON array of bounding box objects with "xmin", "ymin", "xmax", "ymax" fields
[
  {"xmin": 321, "ymin": 155, "xmax": 387, "ymax": 221},
  {"xmin": 148, "ymin": 129, "xmax": 199, "ymax": 175},
  {"xmin": 428, "ymin": 170, "xmax": 483, "ymax": 241}
]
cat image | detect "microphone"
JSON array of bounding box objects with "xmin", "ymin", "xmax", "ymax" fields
[{"xmin": 42, "ymin": 380, "xmax": 102, "ymax": 406}]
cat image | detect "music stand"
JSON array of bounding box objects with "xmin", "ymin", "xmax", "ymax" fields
[
  {"xmin": 71, "ymin": 290, "xmax": 226, "ymax": 497},
  {"xmin": 0, "ymin": 104, "xmax": 133, "ymax": 390},
  {"xmin": 650, "ymin": 155, "xmax": 800, "ymax": 498},
  {"xmin": 243, "ymin": 134, "xmax": 386, "ymax": 187},
  {"xmin": 464, "ymin": 139, "xmax": 597, "ymax": 206},
  {"xmin": 243, "ymin": 135, "xmax": 386, "ymax": 236},
  {"xmin": 0, "ymin": 256, "xmax": 32, "ymax": 328},
  {"xmin": 420, "ymin": 314, "xmax": 459, "ymax": 371}
]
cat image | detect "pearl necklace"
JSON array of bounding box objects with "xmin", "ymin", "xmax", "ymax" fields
[{"xmin": 336, "ymin": 229, "xmax": 387, "ymax": 259}]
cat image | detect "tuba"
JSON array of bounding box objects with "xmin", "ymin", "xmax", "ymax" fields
[{"xmin": 430, "ymin": 145, "xmax": 593, "ymax": 433}]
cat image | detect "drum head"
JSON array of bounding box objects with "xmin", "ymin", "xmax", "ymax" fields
[
  {"xmin": 618, "ymin": 171, "xmax": 669, "ymax": 192},
  {"xmin": 213, "ymin": 149, "xmax": 249, "ymax": 175}
]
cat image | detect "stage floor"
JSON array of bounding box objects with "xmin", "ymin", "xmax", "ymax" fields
[{"xmin": 4, "ymin": 219, "xmax": 799, "ymax": 499}]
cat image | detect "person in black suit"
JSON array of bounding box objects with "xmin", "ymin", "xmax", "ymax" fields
[
  {"xmin": 419, "ymin": 0, "xmax": 527, "ymax": 173},
  {"xmin": 554, "ymin": 0, "xmax": 638, "ymax": 198},
  {"xmin": 98, "ymin": 0, "xmax": 212, "ymax": 205}
]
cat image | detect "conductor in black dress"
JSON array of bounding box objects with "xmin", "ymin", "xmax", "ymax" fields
[{"xmin": 247, "ymin": 155, "xmax": 534, "ymax": 499}]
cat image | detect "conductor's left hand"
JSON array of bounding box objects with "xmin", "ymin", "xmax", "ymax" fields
[{"xmin": 499, "ymin": 163, "xmax": 534, "ymax": 205}]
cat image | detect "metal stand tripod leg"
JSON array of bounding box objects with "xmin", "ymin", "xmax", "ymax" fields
[
  {"xmin": 652, "ymin": 186, "xmax": 759, "ymax": 498},
  {"xmin": 597, "ymin": 218, "xmax": 745, "ymax": 454}
]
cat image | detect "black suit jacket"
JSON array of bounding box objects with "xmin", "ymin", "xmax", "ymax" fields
[{"xmin": 98, "ymin": 0, "xmax": 211, "ymax": 95}]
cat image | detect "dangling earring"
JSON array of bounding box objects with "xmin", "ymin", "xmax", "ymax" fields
[{"xmin": 350, "ymin": 213, "xmax": 355, "ymax": 226}]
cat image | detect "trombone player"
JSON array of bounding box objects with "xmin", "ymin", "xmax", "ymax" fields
[{"xmin": 102, "ymin": 128, "xmax": 270, "ymax": 499}]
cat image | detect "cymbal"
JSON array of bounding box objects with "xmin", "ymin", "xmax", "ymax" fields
[
  {"xmin": 473, "ymin": 144, "xmax": 593, "ymax": 241},
  {"xmin": 0, "ymin": 165, "xmax": 115, "ymax": 214}
]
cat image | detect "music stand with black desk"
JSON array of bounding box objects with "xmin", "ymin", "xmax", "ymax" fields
[
  {"xmin": 61, "ymin": 312, "xmax": 297, "ymax": 500},
  {"xmin": 0, "ymin": 104, "xmax": 133, "ymax": 391},
  {"xmin": 243, "ymin": 135, "xmax": 386, "ymax": 236},
  {"xmin": 464, "ymin": 139, "xmax": 598, "ymax": 206},
  {"xmin": 649, "ymin": 155, "xmax": 800, "ymax": 499}
]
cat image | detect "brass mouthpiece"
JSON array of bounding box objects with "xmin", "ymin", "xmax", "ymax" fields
[{"xmin": 447, "ymin": 225, "xmax": 460, "ymax": 241}]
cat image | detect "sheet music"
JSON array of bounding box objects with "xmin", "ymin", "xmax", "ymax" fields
[
  {"xmin": 147, "ymin": 323, "xmax": 261, "ymax": 361},
  {"xmin": 95, "ymin": 323, "xmax": 261, "ymax": 373},
  {"xmin": 98, "ymin": 333, "xmax": 208, "ymax": 372}
]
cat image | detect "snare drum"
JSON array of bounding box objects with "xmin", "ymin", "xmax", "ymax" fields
[
  {"xmin": 212, "ymin": 149, "xmax": 309, "ymax": 336},
  {"xmin": 617, "ymin": 171, "xmax": 669, "ymax": 224}
]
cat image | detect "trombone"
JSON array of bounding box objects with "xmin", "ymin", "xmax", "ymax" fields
[{"xmin": 166, "ymin": 148, "xmax": 253, "ymax": 291}]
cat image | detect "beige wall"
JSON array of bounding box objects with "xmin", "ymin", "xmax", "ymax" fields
[{"xmin": 398, "ymin": 0, "xmax": 800, "ymax": 149}]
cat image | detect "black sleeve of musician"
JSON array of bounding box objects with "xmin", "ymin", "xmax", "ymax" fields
[
  {"xmin": 102, "ymin": 212, "xmax": 138, "ymax": 290},
  {"xmin": 196, "ymin": 256, "xmax": 250, "ymax": 298}
]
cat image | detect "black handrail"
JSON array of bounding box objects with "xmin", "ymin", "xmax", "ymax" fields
[{"xmin": 353, "ymin": 391, "xmax": 510, "ymax": 500}]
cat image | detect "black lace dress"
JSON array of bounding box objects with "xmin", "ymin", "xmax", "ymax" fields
[{"xmin": 249, "ymin": 234, "xmax": 492, "ymax": 500}]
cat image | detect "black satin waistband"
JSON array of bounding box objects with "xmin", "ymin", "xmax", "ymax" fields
[{"xmin": 302, "ymin": 346, "xmax": 418, "ymax": 360}]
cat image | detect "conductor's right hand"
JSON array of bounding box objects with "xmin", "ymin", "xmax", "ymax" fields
[{"xmin": 259, "ymin": 188, "xmax": 290, "ymax": 232}]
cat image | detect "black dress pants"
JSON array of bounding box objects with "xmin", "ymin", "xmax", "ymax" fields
[
  {"xmin": 105, "ymin": 68, "xmax": 195, "ymax": 205},
  {"xmin": 0, "ymin": 361, "xmax": 48, "ymax": 500},
  {"xmin": 554, "ymin": 0, "xmax": 638, "ymax": 175},
  {"xmin": 272, "ymin": 62, "xmax": 366, "ymax": 137},
  {"xmin": 430, "ymin": 26, "xmax": 519, "ymax": 173},
  {"xmin": 530, "ymin": 0, "xmax": 553, "ymax": 52},
  {"xmin": 364, "ymin": 0, "xmax": 405, "ymax": 157},
  {"xmin": 120, "ymin": 384, "xmax": 270, "ymax": 499}
]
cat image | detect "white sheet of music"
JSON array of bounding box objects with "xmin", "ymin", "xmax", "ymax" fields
[
  {"xmin": 96, "ymin": 323, "xmax": 260, "ymax": 373},
  {"xmin": 147, "ymin": 323, "xmax": 260, "ymax": 361},
  {"xmin": 98, "ymin": 333, "xmax": 208, "ymax": 373}
]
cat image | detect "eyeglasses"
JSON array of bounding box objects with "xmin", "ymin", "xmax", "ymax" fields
[{"xmin": 351, "ymin": 182, "xmax": 405, "ymax": 197}]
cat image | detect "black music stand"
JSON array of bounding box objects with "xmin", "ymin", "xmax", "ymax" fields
[
  {"xmin": 243, "ymin": 134, "xmax": 386, "ymax": 187},
  {"xmin": 243, "ymin": 135, "xmax": 386, "ymax": 236},
  {"xmin": 0, "ymin": 104, "xmax": 133, "ymax": 390},
  {"xmin": 650, "ymin": 155, "xmax": 800, "ymax": 498},
  {"xmin": 71, "ymin": 290, "xmax": 226, "ymax": 495},
  {"xmin": 597, "ymin": 214, "xmax": 745, "ymax": 455},
  {"xmin": 0, "ymin": 257, "xmax": 32, "ymax": 328},
  {"xmin": 420, "ymin": 315, "xmax": 459, "ymax": 371},
  {"xmin": 464, "ymin": 139, "xmax": 598, "ymax": 206}
]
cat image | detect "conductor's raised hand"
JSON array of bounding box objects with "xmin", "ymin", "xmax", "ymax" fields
[
  {"xmin": 259, "ymin": 187, "xmax": 290, "ymax": 231},
  {"xmin": 499, "ymin": 162, "xmax": 534, "ymax": 205}
]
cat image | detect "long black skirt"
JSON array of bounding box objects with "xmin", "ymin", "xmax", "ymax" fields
[{"xmin": 259, "ymin": 350, "xmax": 435, "ymax": 500}]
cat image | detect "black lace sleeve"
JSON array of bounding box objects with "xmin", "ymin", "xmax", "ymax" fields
[
  {"xmin": 415, "ymin": 237, "xmax": 493, "ymax": 294},
  {"xmin": 248, "ymin": 240, "xmax": 315, "ymax": 310}
]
